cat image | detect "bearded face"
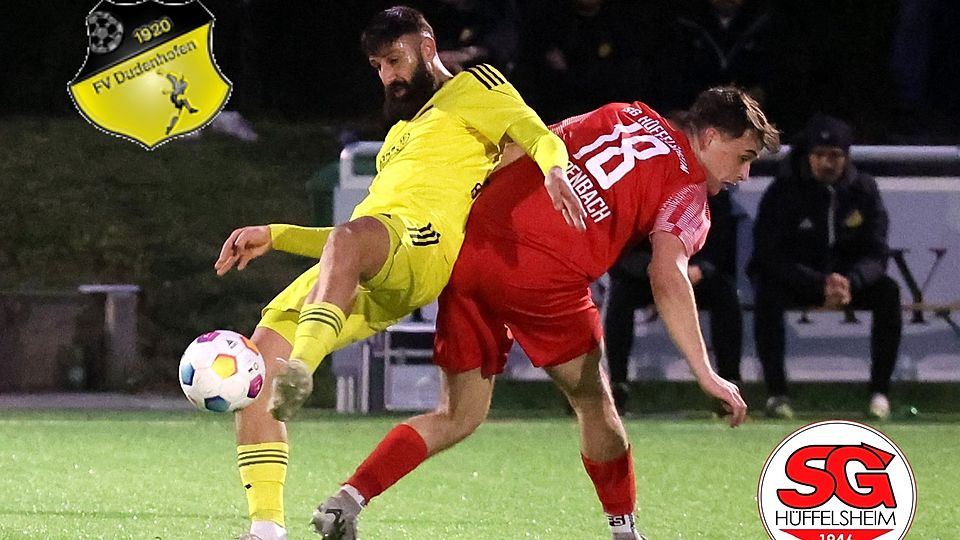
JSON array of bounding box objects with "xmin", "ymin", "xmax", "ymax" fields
[{"xmin": 383, "ymin": 54, "xmax": 438, "ymax": 124}]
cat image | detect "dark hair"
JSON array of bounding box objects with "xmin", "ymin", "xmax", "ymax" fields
[
  {"xmin": 361, "ymin": 6, "xmax": 435, "ymax": 56},
  {"xmin": 673, "ymin": 86, "xmax": 780, "ymax": 152}
]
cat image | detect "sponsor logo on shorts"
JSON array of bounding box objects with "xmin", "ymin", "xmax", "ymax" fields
[{"xmin": 408, "ymin": 222, "xmax": 440, "ymax": 246}]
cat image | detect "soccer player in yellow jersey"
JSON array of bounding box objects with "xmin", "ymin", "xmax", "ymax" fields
[{"xmin": 213, "ymin": 7, "xmax": 586, "ymax": 540}]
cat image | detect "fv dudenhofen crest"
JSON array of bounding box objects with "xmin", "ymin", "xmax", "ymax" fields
[{"xmin": 69, "ymin": 0, "xmax": 231, "ymax": 149}]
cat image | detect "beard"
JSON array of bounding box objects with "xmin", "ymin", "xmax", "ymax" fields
[{"xmin": 383, "ymin": 58, "xmax": 437, "ymax": 124}]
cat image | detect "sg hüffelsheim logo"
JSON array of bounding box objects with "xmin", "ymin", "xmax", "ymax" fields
[
  {"xmin": 68, "ymin": 0, "xmax": 231, "ymax": 149},
  {"xmin": 758, "ymin": 420, "xmax": 917, "ymax": 540}
]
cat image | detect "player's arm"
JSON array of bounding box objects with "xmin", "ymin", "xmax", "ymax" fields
[
  {"xmin": 458, "ymin": 66, "xmax": 585, "ymax": 230},
  {"xmin": 648, "ymin": 231, "xmax": 747, "ymax": 427},
  {"xmin": 214, "ymin": 224, "xmax": 328, "ymax": 275},
  {"xmin": 506, "ymin": 115, "xmax": 587, "ymax": 231}
]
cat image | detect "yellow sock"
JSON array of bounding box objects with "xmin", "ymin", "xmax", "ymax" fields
[
  {"xmin": 291, "ymin": 302, "xmax": 345, "ymax": 371},
  {"xmin": 237, "ymin": 442, "xmax": 289, "ymax": 527}
]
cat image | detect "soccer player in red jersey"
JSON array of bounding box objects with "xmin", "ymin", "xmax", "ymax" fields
[{"xmin": 313, "ymin": 87, "xmax": 780, "ymax": 539}]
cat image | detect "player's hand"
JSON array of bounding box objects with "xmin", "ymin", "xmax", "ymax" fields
[
  {"xmin": 215, "ymin": 225, "xmax": 272, "ymax": 276},
  {"xmin": 544, "ymin": 165, "xmax": 587, "ymax": 232},
  {"xmin": 698, "ymin": 373, "xmax": 748, "ymax": 427}
]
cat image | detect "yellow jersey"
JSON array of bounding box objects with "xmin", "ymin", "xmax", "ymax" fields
[{"xmin": 351, "ymin": 64, "xmax": 566, "ymax": 259}]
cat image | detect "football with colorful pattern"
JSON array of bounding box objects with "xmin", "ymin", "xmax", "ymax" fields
[{"xmin": 179, "ymin": 330, "xmax": 265, "ymax": 412}]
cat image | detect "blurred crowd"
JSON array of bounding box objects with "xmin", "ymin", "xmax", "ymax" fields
[
  {"xmin": 3, "ymin": 0, "xmax": 958, "ymax": 143},
  {"xmin": 447, "ymin": 0, "xmax": 958, "ymax": 142},
  {"xmin": 212, "ymin": 0, "xmax": 959, "ymax": 142}
]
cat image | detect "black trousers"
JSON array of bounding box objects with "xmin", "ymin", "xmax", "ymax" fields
[
  {"xmin": 603, "ymin": 273, "xmax": 744, "ymax": 386},
  {"xmin": 752, "ymin": 274, "xmax": 903, "ymax": 397}
]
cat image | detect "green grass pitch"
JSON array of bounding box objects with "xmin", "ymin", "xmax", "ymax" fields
[{"xmin": 0, "ymin": 411, "xmax": 957, "ymax": 539}]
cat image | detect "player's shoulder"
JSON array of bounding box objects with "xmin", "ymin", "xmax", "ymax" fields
[
  {"xmin": 666, "ymin": 181, "xmax": 708, "ymax": 203},
  {"xmin": 557, "ymin": 102, "xmax": 643, "ymax": 134},
  {"xmin": 582, "ymin": 101, "xmax": 676, "ymax": 133},
  {"xmin": 450, "ymin": 64, "xmax": 516, "ymax": 95},
  {"xmin": 597, "ymin": 100, "xmax": 660, "ymax": 118}
]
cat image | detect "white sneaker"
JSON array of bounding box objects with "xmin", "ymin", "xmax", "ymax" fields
[{"xmin": 869, "ymin": 393, "xmax": 891, "ymax": 420}]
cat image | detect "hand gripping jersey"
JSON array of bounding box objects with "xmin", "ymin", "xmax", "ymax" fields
[{"xmin": 466, "ymin": 101, "xmax": 711, "ymax": 282}]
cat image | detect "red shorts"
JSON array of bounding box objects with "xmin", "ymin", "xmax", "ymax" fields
[{"xmin": 433, "ymin": 238, "xmax": 602, "ymax": 377}]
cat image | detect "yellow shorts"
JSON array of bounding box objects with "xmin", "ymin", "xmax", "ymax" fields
[{"xmin": 258, "ymin": 213, "xmax": 457, "ymax": 347}]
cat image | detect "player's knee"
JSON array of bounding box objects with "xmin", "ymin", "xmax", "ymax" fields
[
  {"xmin": 323, "ymin": 224, "xmax": 362, "ymax": 261},
  {"xmin": 451, "ymin": 420, "xmax": 482, "ymax": 443},
  {"xmin": 564, "ymin": 377, "xmax": 608, "ymax": 409},
  {"xmin": 443, "ymin": 406, "xmax": 486, "ymax": 441},
  {"xmin": 323, "ymin": 221, "xmax": 386, "ymax": 279}
]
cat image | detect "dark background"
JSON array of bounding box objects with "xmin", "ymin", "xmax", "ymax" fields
[{"xmin": 2, "ymin": 0, "xmax": 958, "ymax": 141}]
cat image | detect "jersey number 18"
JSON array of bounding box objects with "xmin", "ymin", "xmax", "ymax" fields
[{"xmin": 572, "ymin": 123, "xmax": 671, "ymax": 189}]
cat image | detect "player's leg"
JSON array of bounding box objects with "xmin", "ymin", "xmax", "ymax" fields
[
  {"xmin": 545, "ymin": 348, "xmax": 640, "ymax": 539},
  {"xmin": 236, "ymin": 323, "xmax": 294, "ymax": 540},
  {"xmin": 314, "ymin": 263, "xmax": 503, "ymax": 539},
  {"xmin": 295, "ymin": 215, "xmax": 392, "ymax": 363},
  {"xmin": 313, "ymin": 368, "xmax": 495, "ymax": 539},
  {"xmin": 237, "ymin": 248, "xmax": 398, "ymax": 539},
  {"xmin": 406, "ymin": 367, "xmax": 495, "ymax": 454},
  {"xmin": 271, "ymin": 216, "xmax": 392, "ymax": 420},
  {"xmin": 547, "ymin": 347, "xmax": 628, "ymax": 459},
  {"xmin": 486, "ymin": 243, "xmax": 640, "ymax": 536},
  {"xmin": 233, "ymin": 251, "xmax": 331, "ymax": 539}
]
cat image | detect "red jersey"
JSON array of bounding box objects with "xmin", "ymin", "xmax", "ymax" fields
[{"xmin": 466, "ymin": 101, "xmax": 710, "ymax": 281}]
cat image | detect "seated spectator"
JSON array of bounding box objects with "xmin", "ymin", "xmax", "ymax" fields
[
  {"xmin": 604, "ymin": 190, "xmax": 743, "ymax": 414},
  {"xmin": 747, "ymin": 114, "xmax": 902, "ymax": 420}
]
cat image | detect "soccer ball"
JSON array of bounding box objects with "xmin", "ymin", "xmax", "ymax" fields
[
  {"xmin": 87, "ymin": 11, "xmax": 123, "ymax": 54},
  {"xmin": 179, "ymin": 330, "xmax": 265, "ymax": 412}
]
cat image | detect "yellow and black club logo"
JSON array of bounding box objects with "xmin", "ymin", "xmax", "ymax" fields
[{"xmin": 68, "ymin": 0, "xmax": 231, "ymax": 149}]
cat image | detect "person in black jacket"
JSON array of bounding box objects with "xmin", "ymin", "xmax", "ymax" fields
[
  {"xmin": 747, "ymin": 114, "xmax": 901, "ymax": 420},
  {"xmin": 652, "ymin": 0, "xmax": 775, "ymax": 113},
  {"xmin": 604, "ymin": 189, "xmax": 743, "ymax": 414}
]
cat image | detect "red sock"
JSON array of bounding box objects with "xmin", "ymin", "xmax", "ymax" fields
[
  {"xmin": 346, "ymin": 424, "xmax": 429, "ymax": 502},
  {"xmin": 581, "ymin": 446, "xmax": 636, "ymax": 516}
]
